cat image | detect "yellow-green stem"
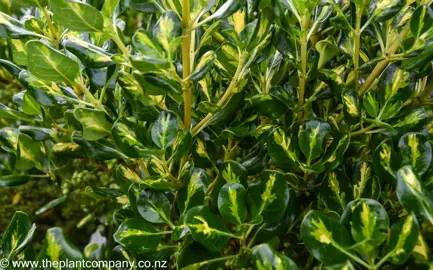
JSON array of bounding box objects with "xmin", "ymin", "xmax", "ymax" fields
[
  {"xmin": 41, "ymin": 6, "xmax": 58, "ymax": 46},
  {"xmin": 111, "ymin": 34, "xmax": 130, "ymax": 57},
  {"xmin": 192, "ymin": 53, "xmax": 248, "ymax": 135},
  {"xmin": 182, "ymin": 0, "xmax": 192, "ymax": 128},
  {"xmin": 354, "ymin": 7, "xmax": 362, "ymax": 92},
  {"xmin": 359, "ymin": 22, "xmax": 410, "ymax": 96},
  {"xmin": 297, "ymin": 18, "xmax": 309, "ymax": 120}
]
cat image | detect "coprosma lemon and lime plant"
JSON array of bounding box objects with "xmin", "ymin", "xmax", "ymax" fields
[{"xmin": 1, "ymin": 0, "xmax": 433, "ymax": 269}]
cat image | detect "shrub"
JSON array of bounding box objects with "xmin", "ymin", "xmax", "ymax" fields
[{"xmin": 1, "ymin": 0, "xmax": 433, "ymax": 269}]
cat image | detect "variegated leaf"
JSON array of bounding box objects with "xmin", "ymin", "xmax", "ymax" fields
[
  {"xmin": 298, "ymin": 120, "xmax": 331, "ymax": 165},
  {"xmin": 397, "ymin": 166, "xmax": 433, "ymax": 225},
  {"xmin": 398, "ymin": 133, "xmax": 432, "ymax": 176},
  {"xmin": 247, "ymin": 170, "xmax": 290, "ymax": 223},
  {"xmin": 74, "ymin": 108, "xmax": 112, "ymax": 141},
  {"xmin": 251, "ymin": 243, "xmax": 299, "ymax": 270},
  {"xmin": 301, "ymin": 210, "xmax": 352, "ymax": 265},
  {"xmin": 151, "ymin": 110, "xmax": 178, "ymax": 150},
  {"xmin": 26, "ymin": 40, "xmax": 79, "ymax": 83},
  {"xmin": 218, "ymin": 183, "xmax": 248, "ymax": 225},
  {"xmin": 113, "ymin": 218, "xmax": 164, "ymax": 253},
  {"xmin": 184, "ymin": 206, "xmax": 233, "ymax": 252}
]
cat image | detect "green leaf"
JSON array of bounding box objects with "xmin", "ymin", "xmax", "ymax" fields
[
  {"xmin": 152, "ymin": 10, "xmax": 182, "ymax": 60},
  {"xmin": 218, "ymin": 183, "xmax": 248, "ymax": 225},
  {"xmin": 0, "ymin": 12, "xmax": 40, "ymax": 38},
  {"xmin": 151, "ymin": 110, "xmax": 178, "ymax": 150},
  {"xmin": 184, "ymin": 206, "xmax": 232, "ymax": 252},
  {"xmin": 171, "ymin": 128, "xmax": 192, "ymax": 161},
  {"xmin": 113, "ymin": 218, "xmax": 164, "ymax": 253},
  {"xmin": 362, "ymin": 90, "xmax": 379, "ymax": 119},
  {"xmin": 396, "ymin": 166, "xmax": 433, "ymax": 225},
  {"xmin": 129, "ymin": 0, "xmax": 163, "ymax": 13},
  {"xmin": 247, "ymin": 170, "xmax": 290, "ymax": 223},
  {"xmin": 301, "ymin": 210, "xmax": 352, "ymax": 265},
  {"xmin": 341, "ymin": 90, "xmax": 360, "ymax": 124},
  {"xmin": 320, "ymin": 170, "xmax": 353, "ymax": 212},
  {"xmin": 349, "ymin": 199, "xmax": 389, "ymax": 255},
  {"xmin": 412, "ymin": 234, "xmax": 433, "ymax": 265},
  {"xmin": 377, "ymin": 64, "xmax": 413, "ymax": 120},
  {"xmin": 298, "ymin": 120, "xmax": 331, "ymax": 165},
  {"xmin": 137, "ymin": 189, "xmax": 172, "ymax": 225},
  {"xmin": 132, "ymin": 29, "xmax": 168, "ymax": 64},
  {"xmin": 2, "ymin": 211, "xmax": 36, "ymax": 259},
  {"xmin": 35, "ymin": 196, "xmax": 67, "ymax": 216},
  {"xmin": 0, "ymin": 175, "xmax": 30, "ymax": 187},
  {"xmin": 10, "ymin": 39, "xmax": 28, "ymax": 66},
  {"xmin": 247, "ymin": 7, "xmax": 274, "ymax": 50},
  {"xmin": 369, "ymin": 0, "xmax": 405, "ymax": 22},
  {"xmin": 19, "ymin": 126, "xmax": 53, "ymax": 141},
  {"xmin": 189, "ymin": 51, "xmax": 216, "ymax": 81},
  {"xmin": 267, "ymin": 127, "xmax": 299, "ymax": 170},
  {"xmin": 112, "ymin": 117, "xmax": 149, "ymax": 158},
  {"xmin": 13, "ymin": 0, "xmax": 48, "ymax": 7},
  {"xmin": 316, "ymin": 39, "xmax": 339, "ymax": 69},
  {"xmin": 26, "ymin": 40, "xmax": 79, "ymax": 83},
  {"xmin": 74, "ymin": 108, "xmax": 112, "ymax": 141},
  {"xmin": 0, "ymin": 103, "xmax": 36, "ymax": 121},
  {"xmin": 36, "ymin": 227, "xmax": 84, "ymax": 266},
  {"xmin": 387, "ymin": 214, "xmax": 420, "ymax": 265},
  {"xmin": 16, "ymin": 133, "xmax": 41, "ymax": 171},
  {"xmin": 64, "ymin": 38, "xmax": 113, "ymax": 68},
  {"xmin": 410, "ymin": 4, "xmax": 433, "ymax": 38},
  {"xmin": 177, "ymin": 168, "xmax": 210, "ymax": 215},
  {"xmin": 49, "ymin": 0, "xmax": 104, "ymax": 32},
  {"xmin": 204, "ymin": 0, "xmax": 247, "ymax": 22},
  {"xmin": 398, "ymin": 133, "xmax": 432, "ymax": 176},
  {"xmin": 72, "ymin": 131, "xmax": 122, "ymax": 161},
  {"xmin": 352, "ymin": 161, "xmax": 381, "ymax": 200},
  {"xmin": 372, "ymin": 139, "xmax": 399, "ymax": 182},
  {"xmin": 251, "ymin": 243, "xmax": 299, "ymax": 270}
]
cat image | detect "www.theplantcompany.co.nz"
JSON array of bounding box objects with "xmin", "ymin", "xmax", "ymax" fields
[{"xmin": 1, "ymin": 258, "xmax": 168, "ymax": 269}]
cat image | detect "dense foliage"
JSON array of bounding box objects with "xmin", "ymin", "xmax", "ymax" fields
[{"xmin": 1, "ymin": 0, "xmax": 433, "ymax": 269}]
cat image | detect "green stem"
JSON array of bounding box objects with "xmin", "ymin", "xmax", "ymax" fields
[
  {"xmin": 373, "ymin": 251, "xmax": 394, "ymax": 269},
  {"xmin": 334, "ymin": 244, "xmax": 371, "ymax": 269},
  {"xmin": 297, "ymin": 17, "xmax": 309, "ymax": 120},
  {"xmin": 185, "ymin": 255, "xmax": 238, "ymax": 269},
  {"xmin": 182, "ymin": 0, "xmax": 192, "ymax": 128},
  {"xmin": 111, "ymin": 34, "xmax": 130, "ymax": 57},
  {"xmin": 41, "ymin": 6, "xmax": 59, "ymax": 45},
  {"xmin": 351, "ymin": 124, "xmax": 375, "ymax": 136}
]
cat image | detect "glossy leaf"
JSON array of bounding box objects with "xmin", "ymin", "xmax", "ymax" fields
[
  {"xmin": 218, "ymin": 183, "xmax": 248, "ymax": 225},
  {"xmin": 388, "ymin": 214, "xmax": 420, "ymax": 265},
  {"xmin": 151, "ymin": 110, "xmax": 178, "ymax": 150},
  {"xmin": 26, "ymin": 40, "xmax": 79, "ymax": 83},
  {"xmin": 136, "ymin": 189, "xmax": 172, "ymax": 225},
  {"xmin": 398, "ymin": 133, "xmax": 432, "ymax": 176},
  {"xmin": 298, "ymin": 120, "xmax": 331, "ymax": 164},
  {"xmin": 49, "ymin": 0, "xmax": 104, "ymax": 32},
  {"xmin": 247, "ymin": 170, "xmax": 290, "ymax": 223},
  {"xmin": 113, "ymin": 218, "xmax": 164, "ymax": 253},
  {"xmin": 74, "ymin": 108, "xmax": 112, "ymax": 141},
  {"xmin": 251, "ymin": 243, "xmax": 299, "ymax": 270},
  {"xmin": 301, "ymin": 210, "xmax": 352, "ymax": 265},
  {"xmin": 184, "ymin": 206, "xmax": 232, "ymax": 252},
  {"xmin": 397, "ymin": 166, "xmax": 433, "ymax": 225},
  {"xmin": 2, "ymin": 211, "xmax": 36, "ymax": 259}
]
